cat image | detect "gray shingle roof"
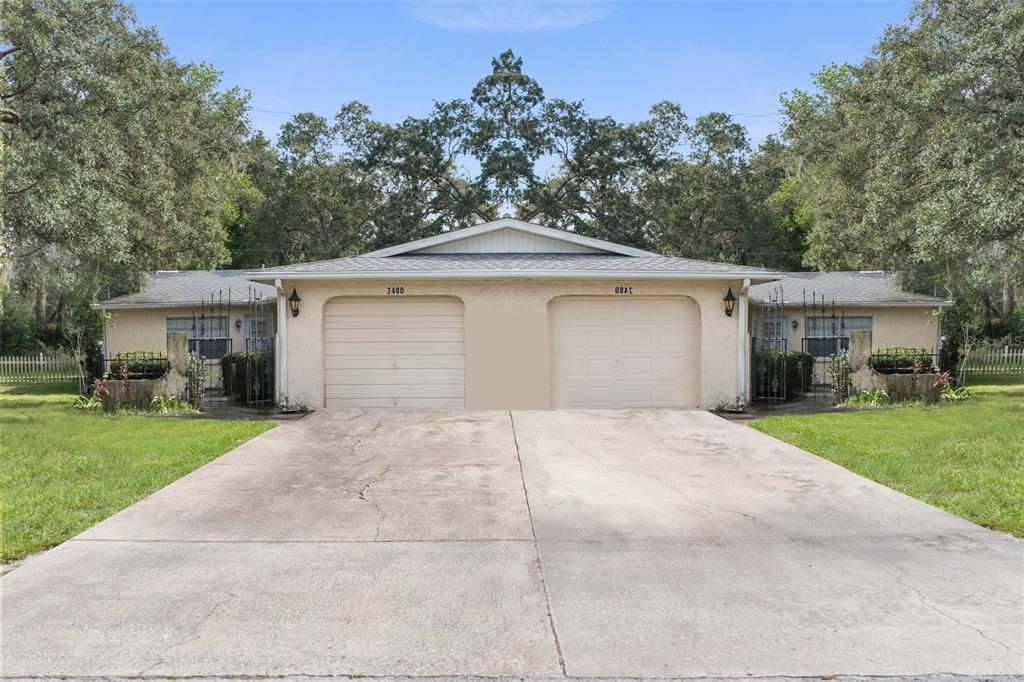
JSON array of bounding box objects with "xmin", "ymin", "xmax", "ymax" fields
[
  {"xmin": 749, "ymin": 271, "xmax": 948, "ymax": 306},
  {"xmin": 96, "ymin": 270, "xmax": 277, "ymax": 308},
  {"xmin": 248, "ymin": 253, "xmax": 778, "ymax": 279}
]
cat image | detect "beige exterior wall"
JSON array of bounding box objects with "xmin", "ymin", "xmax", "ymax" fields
[
  {"xmin": 279, "ymin": 278, "xmax": 747, "ymax": 410},
  {"xmin": 102, "ymin": 306, "xmax": 269, "ymax": 358},
  {"xmin": 754, "ymin": 305, "xmax": 942, "ymax": 353}
]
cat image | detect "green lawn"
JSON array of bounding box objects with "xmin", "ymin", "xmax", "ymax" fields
[
  {"xmin": 752, "ymin": 379, "xmax": 1024, "ymax": 537},
  {"xmin": 0, "ymin": 383, "xmax": 274, "ymax": 561}
]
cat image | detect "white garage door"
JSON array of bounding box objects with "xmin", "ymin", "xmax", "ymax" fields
[
  {"xmin": 549, "ymin": 297, "xmax": 700, "ymax": 408},
  {"xmin": 324, "ymin": 297, "xmax": 465, "ymax": 407}
]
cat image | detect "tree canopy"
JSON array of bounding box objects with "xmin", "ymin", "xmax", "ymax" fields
[
  {"xmin": 780, "ymin": 0, "xmax": 1024, "ymax": 336},
  {"xmin": 2, "ymin": 0, "xmax": 1020, "ymax": 351}
]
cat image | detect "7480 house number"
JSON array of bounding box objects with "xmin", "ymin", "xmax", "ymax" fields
[
  {"xmin": 614, "ymin": 286, "xmax": 633, "ymax": 294},
  {"xmin": 386, "ymin": 286, "xmax": 405, "ymax": 295}
]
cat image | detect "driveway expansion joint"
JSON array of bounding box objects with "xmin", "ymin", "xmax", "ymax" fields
[{"xmin": 510, "ymin": 409, "xmax": 568, "ymax": 677}]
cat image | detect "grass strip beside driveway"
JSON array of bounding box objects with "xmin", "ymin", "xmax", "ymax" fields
[
  {"xmin": 0, "ymin": 383, "xmax": 274, "ymax": 561},
  {"xmin": 752, "ymin": 379, "xmax": 1024, "ymax": 537}
]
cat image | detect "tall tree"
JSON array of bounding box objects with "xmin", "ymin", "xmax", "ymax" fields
[
  {"xmin": 781, "ymin": 0, "xmax": 1024, "ymax": 334},
  {"xmin": 1, "ymin": 0, "xmax": 250, "ymax": 336}
]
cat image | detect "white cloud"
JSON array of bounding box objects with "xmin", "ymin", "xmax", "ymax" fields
[{"xmin": 406, "ymin": 1, "xmax": 611, "ymax": 32}]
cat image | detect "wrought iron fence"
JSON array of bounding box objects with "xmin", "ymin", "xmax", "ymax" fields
[
  {"xmin": 869, "ymin": 348, "xmax": 939, "ymax": 375},
  {"xmin": 101, "ymin": 351, "xmax": 169, "ymax": 380}
]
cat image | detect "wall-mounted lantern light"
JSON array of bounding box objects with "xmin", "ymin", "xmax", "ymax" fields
[
  {"xmin": 288, "ymin": 288, "xmax": 302, "ymax": 318},
  {"xmin": 791, "ymin": 318, "xmax": 799, "ymax": 330},
  {"xmin": 723, "ymin": 288, "xmax": 737, "ymax": 317},
  {"xmin": 235, "ymin": 318, "xmax": 243, "ymax": 331}
]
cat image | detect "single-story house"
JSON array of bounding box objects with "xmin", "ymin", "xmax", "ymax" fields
[
  {"xmin": 94, "ymin": 270, "xmax": 277, "ymax": 360},
  {"xmin": 246, "ymin": 218, "xmax": 777, "ymax": 409},
  {"xmin": 748, "ymin": 271, "xmax": 950, "ymax": 357},
  {"xmin": 94, "ymin": 221, "xmax": 953, "ymax": 410}
]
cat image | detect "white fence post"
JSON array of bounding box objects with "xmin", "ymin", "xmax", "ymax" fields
[{"xmin": 0, "ymin": 353, "xmax": 78, "ymax": 384}]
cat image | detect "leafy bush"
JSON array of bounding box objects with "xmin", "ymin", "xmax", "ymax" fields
[
  {"xmin": 752, "ymin": 350, "xmax": 814, "ymax": 399},
  {"xmin": 221, "ymin": 350, "xmax": 274, "ymax": 403},
  {"xmin": 150, "ymin": 395, "xmax": 195, "ymax": 413},
  {"xmin": 107, "ymin": 351, "xmax": 169, "ymax": 379},
  {"xmin": 941, "ymin": 385, "xmax": 972, "ymax": 402},
  {"xmin": 72, "ymin": 392, "xmax": 103, "ymax": 412},
  {"xmin": 186, "ymin": 352, "xmax": 208, "ymax": 408},
  {"xmin": 845, "ymin": 389, "xmax": 890, "ymax": 407},
  {"xmin": 827, "ymin": 350, "xmax": 852, "ymax": 403},
  {"xmin": 870, "ymin": 347, "xmax": 935, "ymax": 374}
]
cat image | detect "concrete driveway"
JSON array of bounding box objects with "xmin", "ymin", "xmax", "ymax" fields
[{"xmin": 2, "ymin": 410, "xmax": 1022, "ymax": 679}]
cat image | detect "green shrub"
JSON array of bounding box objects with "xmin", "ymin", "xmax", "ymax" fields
[
  {"xmin": 108, "ymin": 352, "xmax": 169, "ymax": 379},
  {"xmin": 752, "ymin": 350, "xmax": 815, "ymax": 399},
  {"xmin": 221, "ymin": 350, "xmax": 274, "ymax": 403},
  {"xmin": 870, "ymin": 347, "xmax": 935, "ymax": 374}
]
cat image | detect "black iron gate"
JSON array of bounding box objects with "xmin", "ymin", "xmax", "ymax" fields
[
  {"xmin": 751, "ymin": 285, "xmax": 789, "ymax": 402},
  {"xmin": 184, "ymin": 286, "xmax": 275, "ymax": 408}
]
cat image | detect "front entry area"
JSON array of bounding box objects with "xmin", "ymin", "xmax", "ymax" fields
[
  {"xmin": 549, "ymin": 296, "xmax": 700, "ymax": 407},
  {"xmin": 323, "ymin": 296, "xmax": 465, "ymax": 407}
]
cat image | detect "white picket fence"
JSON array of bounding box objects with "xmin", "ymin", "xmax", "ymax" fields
[
  {"xmin": 0, "ymin": 353, "xmax": 80, "ymax": 384},
  {"xmin": 962, "ymin": 345, "xmax": 1024, "ymax": 376}
]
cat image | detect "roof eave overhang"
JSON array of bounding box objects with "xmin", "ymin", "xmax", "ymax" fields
[
  {"xmin": 93, "ymin": 299, "xmax": 276, "ymax": 311},
  {"xmin": 247, "ymin": 270, "xmax": 780, "ymax": 283},
  {"xmin": 757, "ymin": 300, "xmax": 950, "ymax": 309}
]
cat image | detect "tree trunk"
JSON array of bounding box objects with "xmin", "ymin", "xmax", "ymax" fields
[
  {"xmin": 34, "ymin": 287, "xmax": 46, "ymax": 325},
  {"xmin": 1002, "ymin": 273, "xmax": 1014, "ymax": 321}
]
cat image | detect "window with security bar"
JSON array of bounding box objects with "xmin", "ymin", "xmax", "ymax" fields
[
  {"xmin": 244, "ymin": 315, "xmax": 272, "ymax": 350},
  {"xmin": 166, "ymin": 316, "xmax": 229, "ymax": 358},
  {"xmin": 804, "ymin": 316, "xmax": 872, "ymax": 357}
]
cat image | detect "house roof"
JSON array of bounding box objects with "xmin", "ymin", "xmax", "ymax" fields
[
  {"xmin": 363, "ymin": 218, "xmax": 658, "ymax": 257},
  {"xmin": 247, "ymin": 253, "xmax": 778, "ymax": 281},
  {"xmin": 94, "ymin": 270, "xmax": 277, "ymax": 310},
  {"xmin": 749, "ymin": 271, "xmax": 950, "ymax": 308},
  {"xmin": 247, "ymin": 218, "xmax": 779, "ymax": 282}
]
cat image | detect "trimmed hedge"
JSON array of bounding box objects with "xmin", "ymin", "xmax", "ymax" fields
[
  {"xmin": 221, "ymin": 350, "xmax": 274, "ymax": 402},
  {"xmin": 752, "ymin": 350, "xmax": 815, "ymax": 399},
  {"xmin": 870, "ymin": 347, "xmax": 935, "ymax": 375},
  {"xmin": 107, "ymin": 352, "xmax": 169, "ymax": 380}
]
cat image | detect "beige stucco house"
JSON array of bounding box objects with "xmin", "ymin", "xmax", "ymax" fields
[
  {"xmin": 748, "ymin": 271, "xmax": 950, "ymax": 357},
  {"xmin": 95, "ymin": 221, "xmax": 952, "ymax": 410},
  {"xmin": 95, "ymin": 270, "xmax": 277, "ymax": 361},
  {"xmin": 247, "ymin": 219, "xmax": 777, "ymax": 409}
]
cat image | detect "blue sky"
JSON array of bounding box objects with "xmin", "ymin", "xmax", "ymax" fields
[{"xmin": 134, "ymin": 1, "xmax": 912, "ymax": 144}]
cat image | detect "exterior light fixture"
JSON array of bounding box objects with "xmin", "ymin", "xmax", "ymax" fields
[
  {"xmin": 288, "ymin": 288, "xmax": 301, "ymax": 318},
  {"xmin": 235, "ymin": 318, "xmax": 243, "ymax": 331},
  {"xmin": 723, "ymin": 288, "xmax": 737, "ymax": 318}
]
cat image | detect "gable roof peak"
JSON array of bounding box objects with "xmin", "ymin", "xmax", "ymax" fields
[{"xmin": 362, "ymin": 218, "xmax": 657, "ymax": 258}]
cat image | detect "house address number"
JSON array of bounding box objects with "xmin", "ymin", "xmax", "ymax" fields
[
  {"xmin": 387, "ymin": 286, "xmax": 405, "ymax": 295},
  {"xmin": 614, "ymin": 286, "xmax": 633, "ymax": 295}
]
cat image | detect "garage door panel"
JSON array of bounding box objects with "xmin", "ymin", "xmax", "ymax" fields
[
  {"xmin": 325, "ymin": 354, "xmax": 465, "ymax": 370},
  {"xmin": 324, "ymin": 297, "xmax": 464, "ymax": 408},
  {"xmin": 326, "ymin": 327, "xmax": 463, "ymax": 343},
  {"xmin": 550, "ymin": 297, "xmax": 700, "ymax": 408},
  {"xmin": 323, "ymin": 315, "xmax": 464, "ymax": 330},
  {"xmin": 325, "ymin": 368, "xmax": 464, "ymax": 385},
  {"xmin": 325, "ymin": 341, "xmax": 464, "ymax": 356},
  {"xmin": 326, "ymin": 383, "xmax": 464, "ymax": 400},
  {"xmin": 326, "ymin": 397, "xmax": 465, "ymax": 408},
  {"xmin": 324, "ymin": 300, "xmax": 462, "ymax": 317}
]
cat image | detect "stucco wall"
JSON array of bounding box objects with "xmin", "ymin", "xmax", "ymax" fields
[
  {"xmin": 279, "ymin": 278, "xmax": 746, "ymax": 410},
  {"xmin": 102, "ymin": 306, "xmax": 268, "ymax": 358},
  {"xmin": 753, "ymin": 305, "xmax": 942, "ymax": 353}
]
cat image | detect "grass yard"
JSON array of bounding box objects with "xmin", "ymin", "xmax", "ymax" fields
[
  {"xmin": 752, "ymin": 378, "xmax": 1024, "ymax": 537},
  {"xmin": 0, "ymin": 383, "xmax": 274, "ymax": 561}
]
